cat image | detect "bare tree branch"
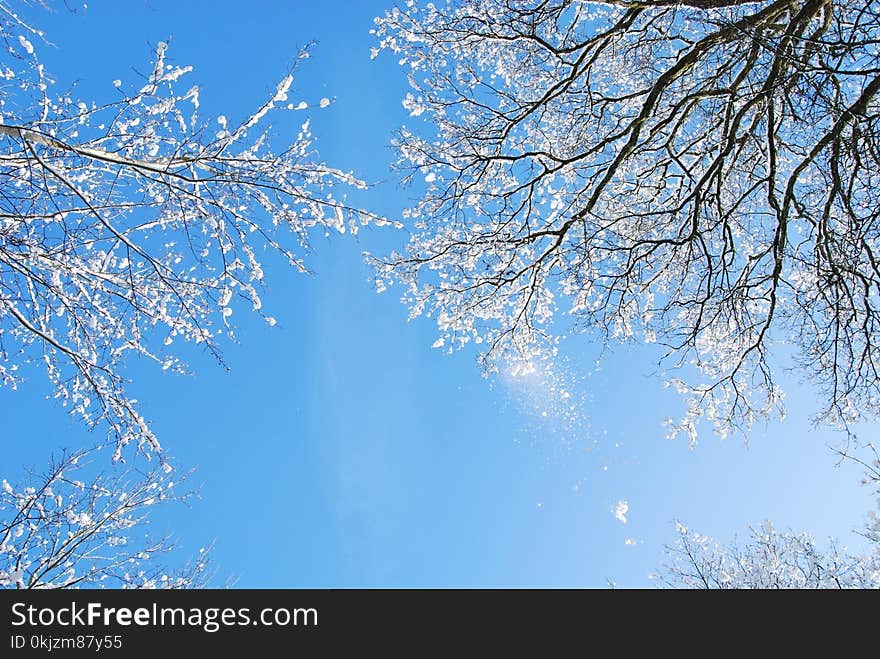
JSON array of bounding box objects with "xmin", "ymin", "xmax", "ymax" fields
[
  {"xmin": 0, "ymin": 445, "xmax": 211, "ymax": 589},
  {"xmin": 372, "ymin": 0, "xmax": 880, "ymax": 441},
  {"xmin": 0, "ymin": 4, "xmax": 382, "ymax": 457}
]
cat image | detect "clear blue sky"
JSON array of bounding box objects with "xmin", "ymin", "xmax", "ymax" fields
[{"xmin": 1, "ymin": 0, "xmax": 876, "ymax": 587}]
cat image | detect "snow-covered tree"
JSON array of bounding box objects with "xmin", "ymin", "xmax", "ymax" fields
[
  {"xmin": 372, "ymin": 0, "xmax": 880, "ymax": 441},
  {"xmin": 0, "ymin": 445, "xmax": 210, "ymax": 589},
  {"xmin": 0, "ymin": 2, "xmax": 378, "ymax": 458},
  {"xmin": 658, "ymin": 521, "xmax": 880, "ymax": 588},
  {"xmin": 658, "ymin": 445, "xmax": 880, "ymax": 588}
]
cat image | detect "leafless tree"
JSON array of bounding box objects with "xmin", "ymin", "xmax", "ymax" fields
[
  {"xmin": 0, "ymin": 1, "xmax": 380, "ymax": 458},
  {"xmin": 0, "ymin": 445, "xmax": 211, "ymax": 589},
  {"xmin": 372, "ymin": 0, "xmax": 880, "ymax": 441},
  {"xmin": 658, "ymin": 444, "xmax": 880, "ymax": 587},
  {"xmin": 658, "ymin": 521, "xmax": 879, "ymax": 588}
]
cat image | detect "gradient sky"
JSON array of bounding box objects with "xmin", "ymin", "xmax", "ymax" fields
[{"xmin": 1, "ymin": 0, "xmax": 876, "ymax": 587}]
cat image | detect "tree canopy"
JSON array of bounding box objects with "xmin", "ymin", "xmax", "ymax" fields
[
  {"xmin": 372, "ymin": 0, "xmax": 880, "ymax": 442},
  {"xmin": 0, "ymin": 4, "xmax": 375, "ymax": 458},
  {"xmin": 659, "ymin": 445, "xmax": 880, "ymax": 588},
  {"xmin": 0, "ymin": 445, "xmax": 209, "ymax": 589}
]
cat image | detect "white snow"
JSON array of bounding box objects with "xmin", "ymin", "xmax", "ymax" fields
[
  {"xmin": 272, "ymin": 75, "xmax": 293, "ymax": 103},
  {"xmin": 18, "ymin": 36, "xmax": 33, "ymax": 55}
]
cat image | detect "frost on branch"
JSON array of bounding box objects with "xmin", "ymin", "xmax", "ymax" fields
[
  {"xmin": 371, "ymin": 0, "xmax": 880, "ymax": 442},
  {"xmin": 0, "ymin": 446, "xmax": 211, "ymax": 589},
  {"xmin": 0, "ymin": 5, "xmax": 374, "ymax": 457},
  {"xmin": 657, "ymin": 445, "xmax": 880, "ymax": 588},
  {"xmin": 657, "ymin": 521, "xmax": 880, "ymax": 589}
]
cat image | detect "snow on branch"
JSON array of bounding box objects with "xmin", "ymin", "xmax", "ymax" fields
[
  {"xmin": 371, "ymin": 0, "xmax": 880, "ymax": 442},
  {"xmin": 0, "ymin": 445, "xmax": 211, "ymax": 589},
  {"xmin": 0, "ymin": 5, "xmax": 380, "ymax": 458}
]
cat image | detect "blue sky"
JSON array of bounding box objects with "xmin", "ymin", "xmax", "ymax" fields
[{"xmin": 1, "ymin": 0, "xmax": 876, "ymax": 587}]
